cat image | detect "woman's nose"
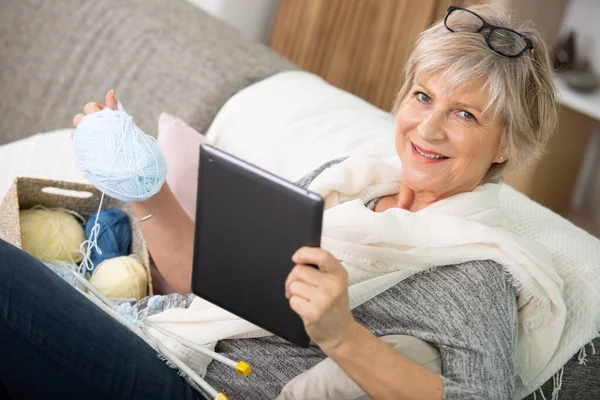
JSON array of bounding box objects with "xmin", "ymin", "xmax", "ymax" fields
[{"xmin": 417, "ymin": 112, "xmax": 446, "ymax": 142}]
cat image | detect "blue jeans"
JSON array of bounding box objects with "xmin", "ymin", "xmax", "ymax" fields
[{"xmin": 0, "ymin": 238, "xmax": 202, "ymax": 400}]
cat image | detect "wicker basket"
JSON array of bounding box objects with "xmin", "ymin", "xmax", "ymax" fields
[{"xmin": 0, "ymin": 177, "xmax": 153, "ymax": 295}]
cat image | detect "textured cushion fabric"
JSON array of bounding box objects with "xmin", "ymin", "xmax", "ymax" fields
[
  {"xmin": 0, "ymin": 0, "xmax": 297, "ymax": 145},
  {"xmin": 205, "ymin": 71, "xmax": 600, "ymax": 399},
  {"xmin": 156, "ymin": 113, "xmax": 208, "ymax": 221}
]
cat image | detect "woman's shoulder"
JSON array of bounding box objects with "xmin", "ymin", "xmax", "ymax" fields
[{"xmin": 419, "ymin": 259, "xmax": 513, "ymax": 296}]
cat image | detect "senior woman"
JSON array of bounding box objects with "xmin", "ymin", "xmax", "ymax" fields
[{"xmin": 0, "ymin": 4, "xmax": 560, "ymax": 400}]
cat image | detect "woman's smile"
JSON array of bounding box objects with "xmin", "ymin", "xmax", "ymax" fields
[{"xmin": 410, "ymin": 141, "xmax": 450, "ymax": 164}]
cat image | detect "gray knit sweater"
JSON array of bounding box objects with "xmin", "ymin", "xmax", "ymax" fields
[{"xmin": 138, "ymin": 159, "xmax": 518, "ymax": 400}]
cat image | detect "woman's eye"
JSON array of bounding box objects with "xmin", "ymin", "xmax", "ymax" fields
[
  {"xmin": 458, "ymin": 110, "xmax": 476, "ymax": 121},
  {"xmin": 416, "ymin": 92, "xmax": 431, "ymax": 103}
]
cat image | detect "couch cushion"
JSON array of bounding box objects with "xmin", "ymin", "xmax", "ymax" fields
[
  {"xmin": 0, "ymin": 0, "xmax": 296, "ymax": 145},
  {"xmin": 156, "ymin": 113, "xmax": 208, "ymax": 221}
]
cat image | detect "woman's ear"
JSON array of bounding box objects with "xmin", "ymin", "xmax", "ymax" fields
[
  {"xmin": 494, "ymin": 148, "xmax": 507, "ymax": 164},
  {"xmin": 495, "ymin": 136, "xmax": 507, "ymax": 164}
]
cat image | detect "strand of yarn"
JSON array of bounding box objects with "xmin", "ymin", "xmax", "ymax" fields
[
  {"xmin": 537, "ymin": 387, "xmax": 548, "ymax": 400},
  {"xmin": 30, "ymin": 205, "xmax": 86, "ymax": 224},
  {"xmin": 114, "ymin": 302, "xmax": 145, "ymax": 329},
  {"xmin": 78, "ymin": 192, "xmax": 105, "ymax": 275},
  {"xmin": 550, "ymin": 366, "xmax": 564, "ymax": 400},
  {"xmin": 578, "ymin": 343, "xmax": 588, "ymax": 365}
]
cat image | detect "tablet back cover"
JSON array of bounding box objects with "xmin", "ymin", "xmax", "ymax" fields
[{"xmin": 192, "ymin": 145, "xmax": 324, "ymax": 347}]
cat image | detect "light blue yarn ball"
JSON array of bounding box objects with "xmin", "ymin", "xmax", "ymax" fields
[{"xmin": 73, "ymin": 108, "xmax": 167, "ymax": 202}]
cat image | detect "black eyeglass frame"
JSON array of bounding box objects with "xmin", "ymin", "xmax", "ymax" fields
[{"xmin": 444, "ymin": 6, "xmax": 534, "ymax": 58}]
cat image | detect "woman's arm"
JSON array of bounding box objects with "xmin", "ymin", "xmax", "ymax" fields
[
  {"xmin": 325, "ymin": 322, "xmax": 443, "ymax": 400},
  {"xmin": 286, "ymin": 247, "xmax": 442, "ymax": 400},
  {"xmin": 286, "ymin": 249, "xmax": 517, "ymax": 400},
  {"xmin": 131, "ymin": 183, "xmax": 194, "ymax": 294}
]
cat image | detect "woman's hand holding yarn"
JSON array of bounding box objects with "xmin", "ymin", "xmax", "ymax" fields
[
  {"xmin": 71, "ymin": 90, "xmax": 167, "ymax": 202},
  {"xmin": 285, "ymin": 247, "xmax": 358, "ymax": 351},
  {"xmin": 73, "ymin": 90, "xmax": 118, "ymax": 130}
]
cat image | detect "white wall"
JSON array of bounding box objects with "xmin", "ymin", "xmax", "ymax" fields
[
  {"xmin": 186, "ymin": 0, "xmax": 279, "ymax": 44},
  {"xmin": 561, "ymin": 0, "xmax": 600, "ymax": 233},
  {"xmin": 558, "ymin": 0, "xmax": 600, "ymax": 74}
]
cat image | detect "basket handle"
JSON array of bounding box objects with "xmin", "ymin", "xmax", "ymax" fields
[{"xmin": 41, "ymin": 186, "xmax": 94, "ymax": 199}]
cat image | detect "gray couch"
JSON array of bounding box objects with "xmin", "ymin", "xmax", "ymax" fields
[
  {"xmin": 0, "ymin": 0, "xmax": 296, "ymax": 144},
  {"xmin": 0, "ymin": 0, "xmax": 597, "ymax": 399}
]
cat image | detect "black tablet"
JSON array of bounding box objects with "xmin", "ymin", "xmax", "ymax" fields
[{"xmin": 191, "ymin": 144, "xmax": 324, "ymax": 347}]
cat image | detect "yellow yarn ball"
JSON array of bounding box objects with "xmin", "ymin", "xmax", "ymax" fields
[
  {"xmin": 20, "ymin": 208, "xmax": 86, "ymax": 263},
  {"xmin": 89, "ymin": 255, "xmax": 148, "ymax": 300}
]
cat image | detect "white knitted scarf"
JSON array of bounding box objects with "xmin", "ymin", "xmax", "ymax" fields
[{"xmin": 143, "ymin": 154, "xmax": 566, "ymax": 395}]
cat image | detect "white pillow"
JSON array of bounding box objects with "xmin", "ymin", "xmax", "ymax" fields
[
  {"xmin": 205, "ymin": 72, "xmax": 397, "ymax": 181},
  {"xmin": 0, "ymin": 129, "xmax": 88, "ymax": 200},
  {"xmin": 206, "ymin": 71, "xmax": 600, "ymax": 397}
]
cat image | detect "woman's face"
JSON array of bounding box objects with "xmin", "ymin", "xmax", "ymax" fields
[{"xmin": 395, "ymin": 71, "xmax": 505, "ymax": 198}]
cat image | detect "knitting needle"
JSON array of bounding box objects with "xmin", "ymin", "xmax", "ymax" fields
[
  {"xmin": 69, "ymin": 269, "xmax": 245, "ymax": 395},
  {"xmin": 146, "ymin": 321, "xmax": 252, "ymax": 376},
  {"xmin": 154, "ymin": 337, "xmax": 230, "ymax": 400},
  {"xmin": 70, "ymin": 274, "xmax": 230, "ymax": 399},
  {"xmin": 70, "ymin": 270, "xmax": 116, "ymax": 308}
]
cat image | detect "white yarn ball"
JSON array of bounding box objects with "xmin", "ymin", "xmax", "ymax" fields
[
  {"xmin": 73, "ymin": 107, "xmax": 167, "ymax": 202},
  {"xmin": 20, "ymin": 208, "xmax": 85, "ymax": 263},
  {"xmin": 89, "ymin": 255, "xmax": 148, "ymax": 300}
]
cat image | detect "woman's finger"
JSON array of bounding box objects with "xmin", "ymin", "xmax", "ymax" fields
[
  {"xmin": 287, "ymin": 280, "xmax": 322, "ymax": 303},
  {"xmin": 73, "ymin": 113, "xmax": 85, "ymax": 127},
  {"xmin": 293, "ymin": 247, "xmax": 343, "ymax": 275},
  {"xmin": 105, "ymin": 89, "xmax": 118, "ymax": 110},
  {"xmin": 83, "ymin": 102, "xmax": 103, "ymax": 115},
  {"xmin": 285, "ymin": 266, "xmax": 319, "ymax": 298},
  {"xmin": 285, "ymin": 264, "xmax": 322, "ymax": 293},
  {"xmin": 292, "ymin": 247, "xmax": 328, "ymax": 267},
  {"xmin": 289, "ymin": 295, "xmax": 316, "ymax": 323}
]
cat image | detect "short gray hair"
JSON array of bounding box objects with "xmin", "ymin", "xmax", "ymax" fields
[{"xmin": 394, "ymin": 4, "xmax": 558, "ymax": 182}]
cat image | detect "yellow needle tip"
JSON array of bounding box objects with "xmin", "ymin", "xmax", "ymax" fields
[{"xmin": 235, "ymin": 361, "xmax": 252, "ymax": 376}]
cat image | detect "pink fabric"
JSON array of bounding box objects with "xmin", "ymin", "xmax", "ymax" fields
[{"xmin": 157, "ymin": 113, "xmax": 208, "ymax": 221}]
